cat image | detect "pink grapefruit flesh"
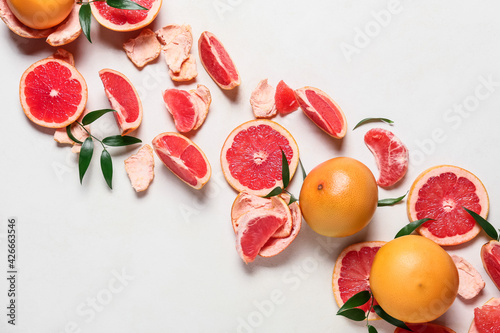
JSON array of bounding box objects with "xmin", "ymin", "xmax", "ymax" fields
[
  {"xmin": 481, "ymin": 240, "xmax": 500, "ymax": 291},
  {"xmin": 163, "ymin": 89, "xmax": 197, "ymax": 133},
  {"xmin": 470, "ymin": 298, "xmax": 500, "ymax": 333},
  {"xmin": 395, "ymin": 323, "xmax": 456, "ymax": 333},
  {"xmin": 275, "ymin": 80, "xmax": 298, "ymax": 115}
]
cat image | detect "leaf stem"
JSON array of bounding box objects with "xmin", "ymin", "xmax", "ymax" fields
[{"xmin": 76, "ymin": 121, "xmax": 107, "ymax": 150}]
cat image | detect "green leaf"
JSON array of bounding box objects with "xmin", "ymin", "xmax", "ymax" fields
[
  {"xmin": 373, "ymin": 305, "xmax": 412, "ymax": 331},
  {"xmin": 353, "ymin": 117, "xmax": 394, "ymax": 130},
  {"xmin": 281, "ymin": 149, "xmax": 290, "ymax": 189},
  {"xmin": 79, "ymin": 137, "xmax": 94, "ymax": 184},
  {"xmin": 336, "ymin": 308, "xmax": 366, "ymax": 321},
  {"xmin": 367, "ymin": 325, "xmax": 378, "ymax": 333},
  {"xmin": 102, "ymin": 135, "xmax": 142, "ymax": 146},
  {"xmin": 263, "ymin": 186, "xmax": 283, "ymax": 198},
  {"xmin": 337, "ymin": 290, "xmax": 371, "ymax": 313},
  {"xmin": 79, "ymin": 3, "xmax": 92, "ymax": 43},
  {"xmin": 299, "ymin": 158, "xmax": 307, "ymax": 181},
  {"xmin": 463, "ymin": 207, "xmax": 499, "ymax": 240},
  {"xmin": 288, "ymin": 194, "xmax": 298, "ymax": 205},
  {"xmin": 66, "ymin": 125, "xmax": 83, "ymax": 144},
  {"xmin": 106, "ymin": 0, "xmax": 148, "ymax": 10},
  {"xmin": 378, "ymin": 192, "xmax": 408, "ymax": 207},
  {"xmin": 394, "ymin": 218, "xmax": 433, "ymax": 239},
  {"xmin": 82, "ymin": 109, "xmax": 116, "ymax": 125},
  {"xmin": 100, "ymin": 149, "xmax": 113, "ymax": 189}
]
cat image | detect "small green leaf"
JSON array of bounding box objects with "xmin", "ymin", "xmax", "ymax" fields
[
  {"xmin": 367, "ymin": 325, "xmax": 378, "ymax": 333},
  {"xmin": 299, "ymin": 158, "xmax": 307, "ymax": 181},
  {"xmin": 106, "ymin": 0, "xmax": 148, "ymax": 10},
  {"xmin": 281, "ymin": 149, "xmax": 290, "ymax": 189},
  {"xmin": 82, "ymin": 109, "xmax": 116, "ymax": 125},
  {"xmin": 263, "ymin": 186, "xmax": 283, "ymax": 198},
  {"xmin": 288, "ymin": 194, "xmax": 298, "ymax": 205},
  {"xmin": 66, "ymin": 125, "xmax": 83, "ymax": 144},
  {"xmin": 79, "ymin": 137, "xmax": 94, "ymax": 184},
  {"xmin": 79, "ymin": 3, "xmax": 92, "ymax": 43},
  {"xmin": 353, "ymin": 117, "xmax": 394, "ymax": 130},
  {"xmin": 378, "ymin": 192, "xmax": 408, "ymax": 207},
  {"xmin": 463, "ymin": 207, "xmax": 499, "ymax": 240},
  {"xmin": 373, "ymin": 305, "xmax": 412, "ymax": 331},
  {"xmin": 336, "ymin": 308, "xmax": 366, "ymax": 321},
  {"xmin": 394, "ymin": 218, "xmax": 433, "ymax": 239},
  {"xmin": 337, "ymin": 290, "xmax": 371, "ymax": 313},
  {"xmin": 102, "ymin": 135, "xmax": 142, "ymax": 146},
  {"xmin": 100, "ymin": 149, "xmax": 113, "ymax": 189}
]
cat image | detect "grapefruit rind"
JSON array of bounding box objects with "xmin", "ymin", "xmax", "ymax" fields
[
  {"xmin": 407, "ymin": 165, "xmax": 489, "ymax": 246},
  {"xmin": 394, "ymin": 323, "xmax": 456, "ymax": 333}
]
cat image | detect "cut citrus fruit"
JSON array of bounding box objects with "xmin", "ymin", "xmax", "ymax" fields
[
  {"xmin": 152, "ymin": 132, "xmax": 211, "ymax": 190},
  {"xmin": 156, "ymin": 24, "xmax": 193, "ymax": 74},
  {"xmin": 220, "ymin": 119, "xmax": 299, "ymax": 196},
  {"xmin": 294, "ymin": 86, "xmax": 347, "ymax": 139},
  {"xmin": 481, "ymin": 240, "xmax": 500, "ymax": 291},
  {"xmin": 451, "ymin": 254, "xmax": 485, "ymax": 300},
  {"xmin": 364, "ymin": 128, "xmax": 409, "ymax": 188},
  {"xmin": 469, "ymin": 297, "xmax": 500, "ymax": 333},
  {"xmin": 275, "ymin": 80, "xmax": 298, "ymax": 115},
  {"xmin": 332, "ymin": 241, "xmax": 386, "ymax": 320},
  {"xmin": 123, "ymin": 28, "xmax": 161, "ymax": 68},
  {"xmin": 20, "ymin": 58, "xmax": 87, "ymax": 129},
  {"xmin": 90, "ymin": 0, "xmax": 161, "ymax": 32},
  {"xmin": 407, "ymin": 165, "xmax": 489, "ymax": 246},
  {"xmin": 198, "ymin": 31, "xmax": 240, "ymax": 90},
  {"xmin": 124, "ymin": 144, "xmax": 155, "ymax": 192},
  {"xmin": 99, "ymin": 68, "xmax": 143, "ymax": 136},
  {"xmin": 250, "ymin": 79, "xmax": 277, "ymax": 118},
  {"xmin": 299, "ymin": 157, "xmax": 378, "ymax": 237},
  {"xmin": 394, "ymin": 323, "xmax": 456, "ymax": 333}
]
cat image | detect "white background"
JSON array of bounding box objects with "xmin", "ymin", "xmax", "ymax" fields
[{"xmin": 1, "ymin": 0, "xmax": 500, "ymax": 332}]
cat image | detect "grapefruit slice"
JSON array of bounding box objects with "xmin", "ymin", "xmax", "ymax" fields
[
  {"xmin": 395, "ymin": 323, "xmax": 456, "ymax": 333},
  {"xmin": 220, "ymin": 119, "xmax": 299, "ymax": 196},
  {"xmin": 294, "ymin": 86, "xmax": 347, "ymax": 139},
  {"xmin": 152, "ymin": 132, "xmax": 211, "ymax": 190},
  {"xmin": 275, "ymin": 80, "xmax": 298, "ymax": 115},
  {"xmin": 407, "ymin": 165, "xmax": 489, "ymax": 246},
  {"xmin": 198, "ymin": 31, "xmax": 240, "ymax": 90},
  {"xmin": 20, "ymin": 58, "xmax": 87, "ymax": 128},
  {"xmin": 99, "ymin": 68, "xmax": 143, "ymax": 136},
  {"xmin": 90, "ymin": 0, "xmax": 161, "ymax": 32},
  {"xmin": 364, "ymin": 128, "xmax": 409, "ymax": 188},
  {"xmin": 332, "ymin": 241, "xmax": 386, "ymax": 320},
  {"xmin": 469, "ymin": 298, "xmax": 500, "ymax": 333},
  {"xmin": 481, "ymin": 240, "xmax": 500, "ymax": 291}
]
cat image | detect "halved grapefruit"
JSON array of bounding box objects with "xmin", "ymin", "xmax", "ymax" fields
[
  {"xmin": 220, "ymin": 119, "xmax": 299, "ymax": 196},
  {"xmin": 90, "ymin": 0, "xmax": 162, "ymax": 32},
  {"xmin": 152, "ymin": 132, "xmax": 211, "ymax": 190},
  {"xmin": 20, "ymin": 58, "xmax": 87, "ymax": 128},
  {"xmin": 469, "ymin": 298, "xmax": 500, "ymax": 333},
  {"xmin": 395, "ymin": 323, "xmax": 456, "ymax": 333},
  {"xmin": 332, "ymin": 241, "xmax": 385, "ymax": 320},
  {"xmin": 481, "ymin": 240, "xmax": 500, "ymax": 291},
  {"xmin": 407, "ymin": 165, "xmax": 489, "ymax": 246},
  {"xmin": 99, "ymin": 68, "xmax": 143, "ymax": 136}
]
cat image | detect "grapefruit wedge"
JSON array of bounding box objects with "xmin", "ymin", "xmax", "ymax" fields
[
  {"xmin": 407, "ymin": 165, "xmax": 489, "ymax": 246},
  {"xmin": 275, "ymin": 80, "xmax": 298, "ymax": 115},
  {"xmin": 481, "ymin": 240, "xmax": 500, "ymax": 291},
  {"xmin": 152, "ymin": 132, "xmax": 211, "ymax": 190},
  {"xmin": 99, "ymin": 68, "xmax": 143, "ymax": 136},
  {"xmin": 220, "ymin": 119, "xmax": 299, "ymax": 196},
  {"xmin": 294, "ymin": 86, "xmax": 347, "ymax": 139},
  {"xmin": 90, "ymin": 0, "xmax": 161, "ymax": 32},
  {"xmin": 469, "ymin": 298, "xmax": 500, "ymax": 333},
  {"xmin": 20, "ymin": 58, "xmax": 87, "ymax": 128}
]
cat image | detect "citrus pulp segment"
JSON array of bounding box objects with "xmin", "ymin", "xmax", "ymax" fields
[
  {"xmin": 481, "ymin": 240, "xmax": 500, "ymax": 291},
  {"xmin": 469, "ymin": 298, "xmax": 500, "ymax": 333},
  {"xmin": 275, "ymin": 80, "xmax": 298, "ymax": 115},
  {"xmin": 394, "ymin": 323, "xmax": 456, "ymax": 333}
]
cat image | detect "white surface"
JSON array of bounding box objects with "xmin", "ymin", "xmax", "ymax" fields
[{"xmin": 1, "ymin": 0, "xmax": 500, "ymax": 332}]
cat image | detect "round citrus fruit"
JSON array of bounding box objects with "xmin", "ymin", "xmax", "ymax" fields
[
  {"xmin": 394, "ymin": 323, "xmax": 456, "ymax": 333},
  {"xmin": 481, "ymin": 240, "xmax": 500, "ymax": 291},
  {"xmin": 220, "ymin": 119, "xmax": 299, "ymax": 197},
  {"xmin": 6, "ymin": 0, "xmax": 74, "ymax": 29},
  {"xmin": 369, "ymin": 235, "xmax": 459, "ymax": 323},
  {"xmin": 469, "ymin": 297, "xmax": 500, "ymax": 333},
  {"xmin": 20, "ymin": 58, "xmax": 87, "ymax": 129},
  {"xmin": 407, "ymin": 165, "xmax": 489, "ymax": 246},
  {"xmin": 90, "ymin": 0, "xmax": 162, "ymax": 32},
  {"xmin": 299, "ymin": 157, "xmax": 378, "ymax": 237},
  {"xmin": 332, "ymin": 241, "xmax": 386, "ymax": 320}
]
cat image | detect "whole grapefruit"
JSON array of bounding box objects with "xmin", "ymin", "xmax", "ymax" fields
[
  {"xmin": 7, "ymin": 0, "xmax": 74, "ymax": 29},
  {"xmin": 299, "ymin": 157, "xmax": 378, "ymax": 237}
]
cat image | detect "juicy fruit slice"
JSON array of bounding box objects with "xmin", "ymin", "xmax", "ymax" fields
[
  {"xmin": 124, "ymin": 144, "xmax": 155, "ymax": 192},
  {"xmin": 162, "ymin": 85, "xmax": 211, "ymax": 132},
  {"xmin": 250, "ymin": 79, "xmax": 277, "ymax": 118},
  {"xmin": 198, "ymin": 31, "xmax": 240, "ymax": 90},
  {"xmin": 407, "ymin": 165, "xmax": 489, "ymax": 246},
  {"xmin": 294, "ymin": 86, "xmax": 347, "ymax": 139},
  {"xmin": 394, "ymin": 323, "xmax": 456, "ymax": 333},
  {"xmin": 123, "ymin": 28, "xmax": 161, "ymax": 68},
  {"xmin": 470, "ymin": 298, "xmax": 500, "ymax": 333},
  {"xmin": 99, "ymin": 69, "xmax": 143, "ymax": 136},
  {"xmin": 90, "ymin": 0, "xmax": 162, "ymax": 32},
  {"xmin": 364, "ymin": 128, "xmax": 409, "ymax": 187},
  {"xmin": 451, "ymin": 254, "xmax": 485, "ymax": 299},
  {"xmin": 332, "ymin": 241, "xmax": 386, "ymax": 320},
  {"xmin": 20, "ymin": 58, "xmax": 87, "ymax": 128},
  {"xmin": 481, "ymin": 240, "xmax": 500, "ymax": 291},
  {"xmin": 220, "ymin": 119, "xmax": 299, "ymax": 196},
  {"xmin": 6, "ymin": 0, "xmax": 73, "ymax": 29},
  {"xmin": 152, "ymin": 132, "xmax": 211, "ymax": 190},
  {"xmin": 275, "ymin": 80, "xmax": 298, "ymax": 115}
]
